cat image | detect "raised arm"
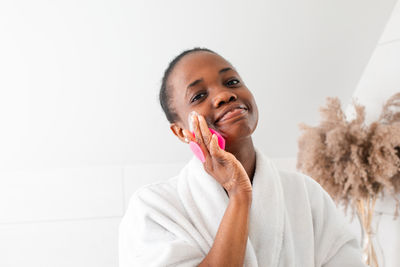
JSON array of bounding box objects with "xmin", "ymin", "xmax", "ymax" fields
[{"xmin": 189, "ymin": 113, "xmax": 254, "ymax": 266}]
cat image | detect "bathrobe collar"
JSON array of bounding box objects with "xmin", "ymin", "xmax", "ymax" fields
[{"xmin": 177, "ymin": 147, "xmax": 284, "ymax": 267}]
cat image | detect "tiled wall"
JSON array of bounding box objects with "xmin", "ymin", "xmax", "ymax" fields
[
  {"xmin": 1, "ymin": 158, "xmax": 399, "ymax": 266},
  {"xmin": 0, "ymin": 162, "xmax": 185, "ymax": 267}
]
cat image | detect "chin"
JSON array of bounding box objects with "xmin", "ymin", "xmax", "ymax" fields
[{"xmin": 217, "ymin": 119, "xmax": 257, "ymax": 144}]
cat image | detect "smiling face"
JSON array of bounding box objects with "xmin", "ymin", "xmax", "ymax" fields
[{"xmin": 168, "ymin": 51, "xmax": 259, "ymax": 146}]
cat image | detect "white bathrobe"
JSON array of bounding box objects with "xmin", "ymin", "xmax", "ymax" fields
[{"xmin": 119, "ymin": 148, "xmax": 366, "ymax": 267}]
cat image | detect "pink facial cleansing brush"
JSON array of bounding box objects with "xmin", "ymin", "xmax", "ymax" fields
[{"xmin": 189, "ymin": 128, "xmax": 226, "ymax": 163}]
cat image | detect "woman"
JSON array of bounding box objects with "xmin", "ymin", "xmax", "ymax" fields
[{"xmin": 119, "ymin": 48, "xmax": 366, "ymax": 266}]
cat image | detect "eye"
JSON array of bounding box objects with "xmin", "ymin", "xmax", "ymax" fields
[
  {"xmin": 226, "ymin": 79, "xmax": 240, "ymax": 86},
  {"xmin": 191, "ymin": 92, "xmax": 207, "ymax": 103}
]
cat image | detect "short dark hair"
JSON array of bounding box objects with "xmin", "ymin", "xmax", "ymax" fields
[{"xmin": 159, "ymin": 47, "xmax": 218, "ymax": 124}]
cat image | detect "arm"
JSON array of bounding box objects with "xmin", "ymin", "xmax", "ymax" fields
[
  {"xmin": 198, "ymin": 192, "xmax": 252, "ymax": 267},
  {"xmin": 189, "ymin": 113, "xmax": 254, "ymax": 266}
]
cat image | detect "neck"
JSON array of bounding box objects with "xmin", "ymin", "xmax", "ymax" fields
[{"xmin": 226, "ymin": 137, "xmax": 257, "ymax": 183}]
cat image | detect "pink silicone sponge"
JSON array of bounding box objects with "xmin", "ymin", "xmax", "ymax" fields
[{"xmin": 189, "ymin": 128, "xmax": 226, "ymax": 163}]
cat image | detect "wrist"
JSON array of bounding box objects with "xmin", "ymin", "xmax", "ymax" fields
[
  {"xmin": 225, "ymin": 179, "xmax": 252, "ymax": 197},
  {"xmin": 229, "ymin": 190, "xmax": 252, "ymax": 205}
]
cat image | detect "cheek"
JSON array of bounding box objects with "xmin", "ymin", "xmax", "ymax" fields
[
  {"xmin": 252, "ymin": 102, "xmax": 259, "ymax": 119},
  {"xmin": 246, "ymin": 93, "xmax": 258, "ymax": 126},
  {"xmin": 243, "ymin": 91, "xmax": 258, "ymax": 113}
]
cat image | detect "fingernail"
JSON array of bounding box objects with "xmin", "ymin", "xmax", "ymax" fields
[
  {"xmin": 188, "ymin": 111, "xmax": 197, "ymax": 132},
  {"xmin": 188, "ymin": 114, "xmax": 193, "ymax": 132},
  {"xmin": 183, "ymin": 131, "xmax": 189, "ymax": 143}
]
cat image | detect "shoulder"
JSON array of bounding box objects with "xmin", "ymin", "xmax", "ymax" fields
[
  {"xmin": 120, "ymin": 175, "xmax": 187, "ymax": 235},
  {"xmin": 276, "ymin": 168, "xmax": 361, "ymax": 265},
  {"xmin": 126, "ymin": 176, "xmax": 180, "ymax": 210},
  {"xmin": 277, "ymin": 168, "xmax": 340, "ymax": 225},
  {"xmin": 135, "ymin": 176, "xmax": 179, "ymax": 196},
  {"xmin": 277, "ymin": 168, "xmax": 328, "ymax": 200}
]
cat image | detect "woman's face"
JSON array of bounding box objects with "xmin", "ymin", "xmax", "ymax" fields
[{"xmin": 169, "ymin": 51, "xmax": 258, "ymax": 145}]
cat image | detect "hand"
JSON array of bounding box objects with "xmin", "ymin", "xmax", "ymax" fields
[{"xmin": 185, "ymin": 112, "xmax": 253, "ymax": 197}]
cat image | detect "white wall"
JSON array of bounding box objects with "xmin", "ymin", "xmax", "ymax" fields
[
  {"xmin": 346, "ymin": 0, "xmax": 400, "ymax": 124},
  {"xmin": 343, "ymin": 1, "xmax": 400, "ymax": 266},
  {"xmin": 1, "ymin": 0, "xmax": 399, "ymax": 266},
  {"xmin": 0, "ymin": 0, "xmax": 397, "ymax": 169}
]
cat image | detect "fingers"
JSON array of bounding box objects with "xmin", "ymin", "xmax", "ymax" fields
[
  {"xmin": 192, "ymin": 113, "xmax": 211, "ymax": 160},
  {"xmin": 197, "ymin": 114, "xmax": 212, "ymax": 151},
  {"xmin": 182, "ymin": 129, "xmax": 194, "ymax": 143},
  {"xmin": 209, "ymin": 133, "xmax": 227, "ymax": 161},
  {"xmin": 209, "ymin": 134, "xmax": 220, "ymax": 157}
]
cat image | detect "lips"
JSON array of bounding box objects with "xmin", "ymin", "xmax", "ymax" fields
[{"xmin": 215, "ymin": 104, "xmax": 248, "ymax": 124}]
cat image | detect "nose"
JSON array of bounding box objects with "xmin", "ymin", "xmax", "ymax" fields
[{"xmin": 212, "ymin": 89, "xmax": 237, "ymax": 108}]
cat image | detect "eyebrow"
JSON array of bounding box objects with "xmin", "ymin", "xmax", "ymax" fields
[{"xmin": 185, "ymin": 67, "xmax": 233, "ymax": 97}]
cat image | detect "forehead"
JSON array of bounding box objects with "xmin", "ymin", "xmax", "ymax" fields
[{"xmin": 168, "ymin": 51, "xmax": 233, "ymax": 95}]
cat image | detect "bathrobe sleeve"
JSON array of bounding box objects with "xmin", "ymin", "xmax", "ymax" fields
[
  {"xmin": 322, "ymin": 238, "xmax": 366, "ymax": 267},
  {"xmin": 119, "ymin": 184, "xmax": 205, "ymax": 267},
  {"xmin": 302, "ymin": 174, "xmax": 366, "ymax": 267}
]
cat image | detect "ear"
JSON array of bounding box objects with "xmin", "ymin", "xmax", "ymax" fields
[{"xmin": 170, "ymin": 123, "xmax": 189, "ymax": 143}]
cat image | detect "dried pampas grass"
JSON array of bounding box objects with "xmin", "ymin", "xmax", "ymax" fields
[{"xmin": 297, "ymin": 93, "xmax": 400, "ymax": 218}]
